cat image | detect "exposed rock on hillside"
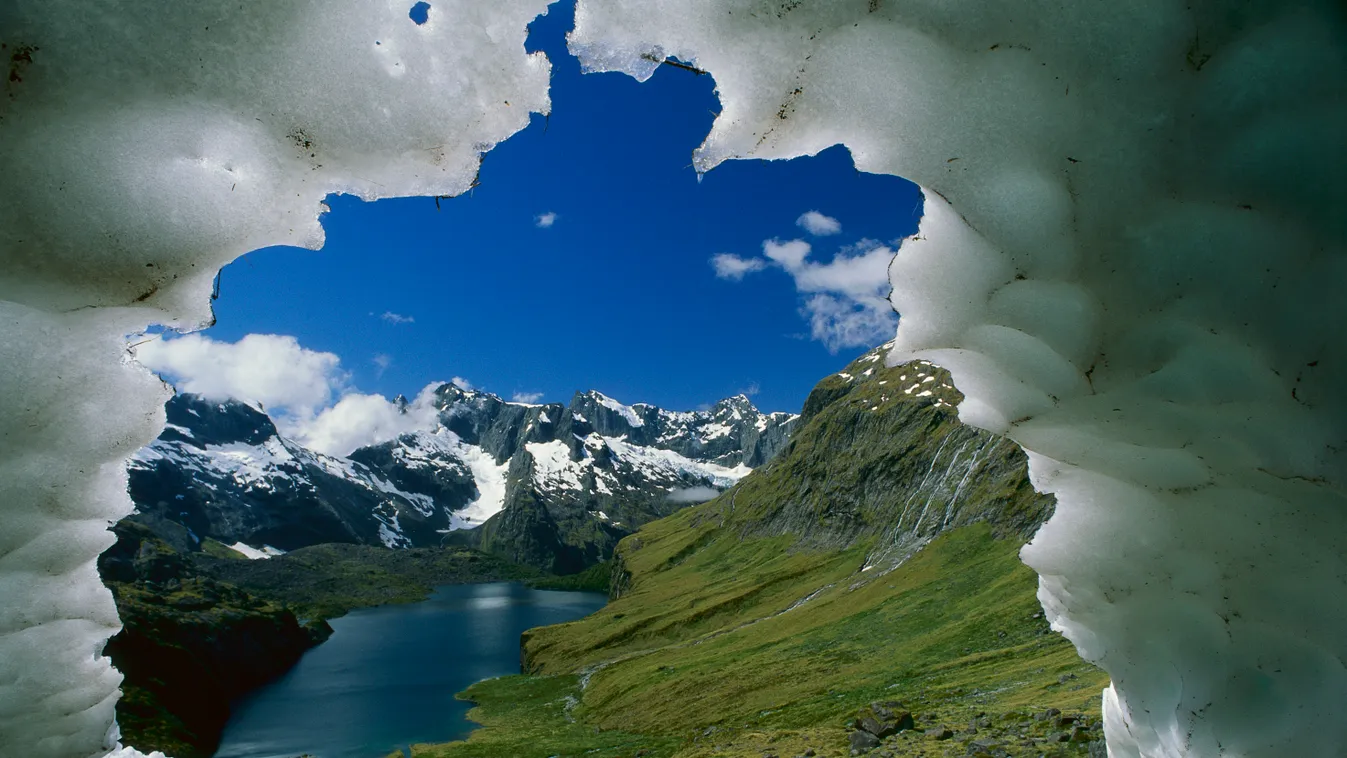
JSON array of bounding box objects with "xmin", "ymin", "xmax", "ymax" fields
[{"xmin": 128, "ymin": 385, "xmax": 798, "ymax": 573}]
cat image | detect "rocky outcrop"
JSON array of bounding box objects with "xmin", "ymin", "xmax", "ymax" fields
[{"xmin": 722, "ymin": 345, "xmax": 1054, "ymax": 572}]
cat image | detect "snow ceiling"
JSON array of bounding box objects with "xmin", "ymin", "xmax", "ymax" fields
[{"xmin": 0, "ymin": 1, "xmax": 1342, "ymax": 757}]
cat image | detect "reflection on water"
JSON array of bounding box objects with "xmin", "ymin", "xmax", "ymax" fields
[{"xmin": 213, "ymin": 582, "xmax": 605, "ymax": 758}]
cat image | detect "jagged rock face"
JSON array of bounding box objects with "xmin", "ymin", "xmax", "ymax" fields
[
  {"xmin": 448, "ymin": 386, "xmax": 797, "ymax": 573},
  {"xmin": 128, "ymin": 387, "xmax": 798, "ymax": 573},
  {"xmin": 128, "ymin": 394, "xmax": 467, "ymax": 552},
  {"xmin": 721, "ymin": 343, "xmax": 1055, "ymax": 572},
  {"xmin": 566, "ymin": 391, "xmax": 795, "ymax": 467}
]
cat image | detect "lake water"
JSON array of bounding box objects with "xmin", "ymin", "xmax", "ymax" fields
[{"xmin": 213, "ymin": 582, "xmax": 606, "ymax": 758}]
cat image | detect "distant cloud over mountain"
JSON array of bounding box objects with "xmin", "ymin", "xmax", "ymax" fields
[
  {"xmin": 135, "ymin": 333, "xmax": 446, "ymax": 456},
  {"xmin": 379, "ymin": 311, "xmax": 415, "ymax": 325},
  {"xmin": 137, "ymin": 333, "xmax": 346, "ymax": 418}
]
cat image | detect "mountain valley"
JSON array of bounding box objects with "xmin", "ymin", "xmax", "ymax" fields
[
  {"xmin": 410, "ymin": 345, "xmax": 1110, "ymax": 758},
  {"xmin": 107, "ymin": 345, "xmax": 1109, "ymax": 758}
]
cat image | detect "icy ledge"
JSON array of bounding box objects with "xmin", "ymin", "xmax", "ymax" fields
[
  {"xmin": 0, "ymin": 1, "xmax": 551, "ymax": 755},
  {"xmin": 569, "ymin": 2, "xmax": 1345, "ymax": 756}
]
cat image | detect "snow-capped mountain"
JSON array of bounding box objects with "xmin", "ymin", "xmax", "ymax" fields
[
  {"xmin": 127, "ymin": 385, "xmax": 798, "ymax": 572},
  {"xmin": 127, "ymin": 395, "xmax": 465, "ymax": 552}
]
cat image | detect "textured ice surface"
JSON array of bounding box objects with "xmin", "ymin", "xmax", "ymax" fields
[
  {"xmin": 0, "ymin": 1, "xmax": 551, "ymax": 755},
  {"xmin": 569, "ymin": 2, "xmax": 1345, "ymax": 756}
]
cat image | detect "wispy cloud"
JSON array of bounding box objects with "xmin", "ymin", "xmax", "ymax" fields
[
  {"xmin": 372, "ymin": 353, "xmax": 392, "ymax": 378},
  {"xmin": 512, "ymin": 391, "xmax": 544, "ymax": 404},
  {"xmin": 711, "ymin": 253, "xmax": 767, "ymax": 281},
  {"xmin": 451, "ymin": 376, "xmax": 475, "ymax": 391},
  {"xmin": 380, "ymin": 311, "xmax": 415, "ymax": 325},
  {"xmin": 714, "ymin": 230, "xmax": 897, "ymax": 353},
  {"xmin": 535, "ymin": 211, "xmax": 558, "ymax": 228},
  {"xmin": 740, "ymin": 381, "xmax": 761, "ymax": 397},
  {"xmin": 800, "ymin": 293, "xmax": 897, "ymax": 353},
  {"xmin": 796, "ymin": 210, "xmax": 841, "ymax": 236}
]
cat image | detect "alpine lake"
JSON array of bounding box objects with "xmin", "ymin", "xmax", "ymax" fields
[{"xmin": 213, "ymin": 582, "xmax": 606, "ymax": 758}]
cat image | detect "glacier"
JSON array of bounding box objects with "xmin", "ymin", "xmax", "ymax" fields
[{"xmin": 0, "ymin": 1, "xmax": 1342, "ymax": 757}]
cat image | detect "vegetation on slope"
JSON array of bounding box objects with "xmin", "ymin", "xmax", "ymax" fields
[
  {"xmin": 524, "ymin": 559, "xmax": 612, "ymax": 593},
  {"xmin": 412, "ymin": 348, "xmax": 1109, "ymax": 758},
  {"xmin": 100, "ymin": 522, "xmax": 330, "ymax": 758}
]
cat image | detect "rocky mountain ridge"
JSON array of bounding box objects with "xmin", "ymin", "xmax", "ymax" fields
[{"xmin": 127, "ymin": 383, "xmax": 798, "ymax": 572}]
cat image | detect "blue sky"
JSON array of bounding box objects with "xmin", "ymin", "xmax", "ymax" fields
[{"xmin": 185, "ymin": 1, "xmax": 921, "ymax": 416}]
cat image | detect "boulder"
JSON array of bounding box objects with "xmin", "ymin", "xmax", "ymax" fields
[
  {"xmin": 849, "ymin": 730, "xmax": 881, "ymax": 754},
  {"xmin": 870, "ymin": 701, "xmax": 905, "ymax": 721},
  {"xmin": 856, "ymin": 703, "xmax": 914, "ymax": 739},
  {"xmin": 926, "ymin": 727, "xmax": 954, "ymax": 740},
  {"xmin": 859, "ymin": 715, "xmax": 897, "ymax": 738}
]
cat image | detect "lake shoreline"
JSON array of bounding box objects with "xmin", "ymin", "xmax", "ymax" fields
[
  {"xmin": 212, "ymin": 581, "xmax": 607, "ymax": 758},
  {"xmin": 101, "ymin": 523, "xmax": 603, "ymax": 758}
]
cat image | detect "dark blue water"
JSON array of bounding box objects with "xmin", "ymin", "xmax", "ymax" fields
[{"xmin": 213, "ymin": 582, "xmax": 606, "ymax": 758}]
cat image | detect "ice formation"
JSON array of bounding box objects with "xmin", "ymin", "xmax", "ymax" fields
[
  {"xmin": 0, "ymin": 1, "xmax": 551, "ymax": 755},
  {"xmin": 568, "ymin": 2, "xmax": 1346, "ymax": 756},
  {"xmin": 0, "ymin": 1, "xmax": 1342, "ymax": 757}
]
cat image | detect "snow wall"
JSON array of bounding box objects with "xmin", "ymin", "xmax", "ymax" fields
[
  {"xmin": 0, "ymin": 1, "xmax": 1342, "ymax": 757},
  {"xmin": 569, "ymin": 2, "xmax": 1347, "ymax": 756}
]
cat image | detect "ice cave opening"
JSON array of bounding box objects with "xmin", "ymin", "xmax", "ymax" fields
[{"xmin": 0, "ymin": 2, "xmax": 1342, "ymax": 758}]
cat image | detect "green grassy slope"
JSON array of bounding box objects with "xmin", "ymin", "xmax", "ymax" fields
[{"xmin": 413, "ymin": 348, "xmax": 1108, "ymax": 758}]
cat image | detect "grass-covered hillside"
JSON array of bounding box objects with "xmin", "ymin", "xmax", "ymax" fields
[{"xmin": 410, "ymin": 345, "xmax": 1109, "ymax": 758}]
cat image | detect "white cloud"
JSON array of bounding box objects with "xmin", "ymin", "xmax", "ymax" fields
[
  {"xmin": 512, "ymin": 391, "xmax": 544, "ymax": 404},
  {"xmin": 740, "ymin": 381, "xmax": 761, "ymax": 396},
  {"xmin": 787, "ymin": 240, "xmax": 897, "ymax": 352},
  {"xmin": 136, "ymin": 333, "xmax": 451, "ymax": 456},
  {"xmin": 762, "ymin": 238, "xmax": 812, "ymax": 269},
  {"xmin": 135, "ymin": 333, "xmax": 346, "ymax": 417},
  {"xmin": 380, "ymin": 311, "xmax": 414, "ymax": 325},
  {"xmin": 789, "ymin": 240, "xmax": 894, "ymax": 301},
  {"xmin": 535, "ymin": 211, "xmax": 557, "ymax": 228},
  {"xmin": 451, "ymin": 376, "xmax": 474, "ymax": 391},
  {"xmin": 796, "ymin": 210, "xmax": 842, "ymax": 236},
  {"xmin": 668, "ymin": 486, "xmax": 721, "ymax": 503},
  {"xmin": 710, "ymin": 253, "xmax": 766, "ymax": 281},
  {"xmin": 716, "ymin": 236, "xmax": 897, "ymax": 353},
  {"xmin": 295, "ymin": 383, "xmax": 442, "ymax": 456},
  {"xmin": 801, "ymin": 293, "xmax": 898, "ymax": 353}
]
